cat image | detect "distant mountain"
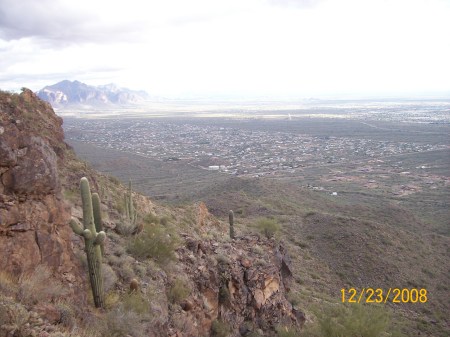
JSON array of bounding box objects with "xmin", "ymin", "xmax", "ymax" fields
[{"xmin": 36, "ymin": 80, "xmax": 150, "ymax": 107}]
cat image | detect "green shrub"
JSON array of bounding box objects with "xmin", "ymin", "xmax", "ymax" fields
[
  {"xmin": 276, "ymin": 325, "xmax": 300, "ymax": 337},
  {"xmin": 143, "ymin": 212, "xmax": 160, "ymax": 224},
  {"xmin": 127, "ymin": 223, "xmax": 177, "ymax": 265},
  {"xmin": 256, "ymin": 217, "xmax": 280, "ymax": 238},
  {"xmin": 211, "ymin": 319, "xmax": 231, "ymax": 337},
  {"xmin": 160, "ymin": 216, "xmax": 170, "ymax": 226},
  {"xmin": 168, "ymin": 279, "xmax": 190, "ymax": 304},
  {"xmin": 300, "ymin": 303, "xmax": 404, "ymax": 337},
  {"xmin": 122, "ymin": 293, "xmax": 149, "ymax": 315}
]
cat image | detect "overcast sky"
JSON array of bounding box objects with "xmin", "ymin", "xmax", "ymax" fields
[{"xmin": 1, "ymin": 0, "xmax": 449, "ymax": 99}]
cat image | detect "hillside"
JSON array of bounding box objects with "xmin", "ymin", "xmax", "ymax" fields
[
  {"xmin": 66, "ymin": 119, "xmax": 450, "ymax": 336},
  {"xmin": 1, "ymin": 89, "xmax": 448, "ymax": 336},
  {"xmin": 0, "ymin": 89, "xmax": 306, "ymax": 336},
  {"xmin": 36, "ymin": 80, "xmax": 150, "ymax": 108}
]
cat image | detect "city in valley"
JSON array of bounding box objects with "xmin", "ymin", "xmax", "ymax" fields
[{"xmin": 63, "ymin": 100, "xmax": 449, "ymax": 207}]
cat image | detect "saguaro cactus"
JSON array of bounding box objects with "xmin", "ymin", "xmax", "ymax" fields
[
  {"xmin": 70, "ymin": 177, "xmax": 106, "ymax": 308},
  {"xmin": 229, "ymin": 210, "xmax": 235, "ymax": 239},
  {"xmin": 125, "ymin": 180, "xmax": 137, "ymax": 226}
]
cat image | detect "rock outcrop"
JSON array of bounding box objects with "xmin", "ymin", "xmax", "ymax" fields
[
  {"xmin": 174, "ymin": 234, "xmax": 304, "ymax": 336},
  {"xmin": 0, "ymin": 89, "xmax": 80, "ymax": 286}
]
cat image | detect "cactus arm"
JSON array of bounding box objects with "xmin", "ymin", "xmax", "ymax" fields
[
  {"xmin": 82, "ymin": 229, "xmax": 93, "ymax": 240},
  {"xmin": 94, "ymin": 231, "xmax": 106, "ymax": 245},
  {"xmin": 80, "ymin": 177, "xmax": 95, "ymax": 232},
  {"xmin": 92, "ymin": 192, "xmax": 105, "ymax": 255},
  {"xmin": 92, "ymin": 193, "xmax": 103, "ymax": 233},
  {"xmin": 70, "ymin": 218, "xmax": 84, "ymax": 235}
]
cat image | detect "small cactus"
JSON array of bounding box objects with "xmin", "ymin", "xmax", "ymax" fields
[
  {"xmin": 129, "ymin": 278, "xmax": 139, "ymax": 293},
  {"xmin": 229, "ymin": 210, "xmax": 235, "ymax": 239},
  {"xmin": 70, "ymin": 177, "xmax": 106, "ymax": 308}
]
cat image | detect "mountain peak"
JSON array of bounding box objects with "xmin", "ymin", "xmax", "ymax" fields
[{"xmin": 36, "ymin": 80, "xmax": 150, "ymax": 107}]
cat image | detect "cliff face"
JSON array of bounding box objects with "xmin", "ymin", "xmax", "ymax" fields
[{"xmin": 0, "ymin": 89, "xmax": 80, "ymax": 283}]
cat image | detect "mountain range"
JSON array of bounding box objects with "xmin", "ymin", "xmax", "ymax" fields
[{"xmin": 36, "ymin": 80, "xmax": 150, "ymax": 107}]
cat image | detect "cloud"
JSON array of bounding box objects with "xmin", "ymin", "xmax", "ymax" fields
[
  {"xmin": 268, "ymin": 0, "xmax": 326, "ymax": 8},
  {"xmin": 0, "ymin": 0, "xmax": 151, "ymax": 45},
  {"xmin": 0, "ymin": 0, "xmax": 252, "ymax": 46},
  {"xmin": 0, "ymin": 0, "xmax": 88, "ymax": 40}
]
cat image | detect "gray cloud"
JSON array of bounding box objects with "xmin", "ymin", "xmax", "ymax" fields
[{"xmin": 0, "ymin": 0, "xmax": 148, "ymax": 45}]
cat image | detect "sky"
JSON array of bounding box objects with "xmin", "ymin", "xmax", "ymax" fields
[{"xmin": 1, "ymin": 0, "xmax": 450, "ymax": 99}]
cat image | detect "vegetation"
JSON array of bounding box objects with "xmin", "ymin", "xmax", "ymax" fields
[
  {"xmin": 229, "ymin": 210, "xmax": 235, "ymax": 239},
  {"xmin": 69, "ymin": 177, "xmax": 106, "ymax": 308},
  {"xmin": 300, "ymin": 303, "xmax": 403, "ymax": 337},
  {"xmin": 211, "ymin": 319, "xmax": 232, "ymax": 337},
  {"xmin": 124, "ymin": 180, "xmax": 137, "ymax": 226},
  {"xmin": 167, "ymin": 279, "xmax": 190, "ymax": 304},
  {"xmin": 255, "ymin": 217, "xmax": 280, "ymax": 238},
  {"xmin": 127, "ymin": 222, "xmax": 177, "ymax": 265}
]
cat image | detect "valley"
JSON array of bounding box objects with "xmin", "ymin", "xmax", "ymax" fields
[{"xmin": 63, "ymin": 100, "xmax": 450, "ymax": 336}]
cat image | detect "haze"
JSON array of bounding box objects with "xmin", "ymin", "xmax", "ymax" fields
[{"xmin": 1, "ymin": 0, "xmax": 449, "ymax": 99}]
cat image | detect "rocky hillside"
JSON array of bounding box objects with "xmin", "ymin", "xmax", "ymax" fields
[
  {"xmin": 0, "ymin": 89, "xmax": 304, "ymax": 336},
  {"xmin": 36, "ymin": 80, "xmax": 150, "ymax": 108}
]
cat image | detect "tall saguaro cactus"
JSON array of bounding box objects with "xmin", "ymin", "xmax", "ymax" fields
[
  {"xmin": 70, "ymin": 177, "xmax": 106, "ymax": 308},
  {"xmin": 125, "ymin": 180, "xmax": 137, "ymax": 226},
  {"xmin": 229, "ymin": 210, "xmax": 235, "ymax": 239}
]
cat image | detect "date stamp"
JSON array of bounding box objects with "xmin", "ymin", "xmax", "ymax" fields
[{"xmin": 341, "ymin": 288, "xmax": 428, "ymax": 304}]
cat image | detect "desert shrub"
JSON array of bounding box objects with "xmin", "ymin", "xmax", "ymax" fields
[
  {"xmin": 211, "ymin": 319, "xmax": 231, "ymax": 337},
  {"xmin": 0, "ymin": 271, "xmax": 18, "ymax": 297},
  {"xmin": 55, "ymin": 301, "xmax": 76, "ymax": 328},
  {"xmin": 102, "ymin": 263, "xmax": 117, "ymax": 292},
  {"xmin": 216, "ymin": 254, "xmax": 231, "ymax": 265},
  {"xmin": 143, "ymin": 212, "xmax": 159, "ymax": 225},
  {"xmin": 117, "ymin": 263, "xmax": 134, "ymax": 282},
  {"xmin": 122, "ymin": 292, "xmax": 149, "ymax": 315},
  {"xmin": 133, "ymin": 263, "xmax": 147, "ymax": 278},
  {"xmin": 160, "ymin": 216, "xmax": 170, "ymax": 226},
  {"xmin": 168, "ymin": 279, "xmax": 190, "ymax": 304},
  {"xmin": 105, "ymin": 291, "xmax": 120, "ymax": 309},
  {"xmin": 300, "ymin": 303, "xmax": 402, "ymax": 337},
  {"xmin": 127, "ymin": 223, "xmax": 177, "ymax": 265},
  {"xmin": 286, "ymin": 291, "xmax": 301, "ymax": 307},
  {"xmin": 108, "ymin": 175, "xmax": 121, "ymax": 185},
  {"xmin": 0, "ymin": 296, "xmax": 29, "ymax": 336},
  {"xmin": 251, "ymin": 245, "xmax": 264, "ymax": 255},
  {"xmin": 17, "ymin": 265, "xmax": 68, "ymax": 305},
  {"xmin": 115, "ymin": 220, "xmax": 136, "ymax": 236},
  {"xmin": 256, "ymin": 217, "xmax": 280, "ymax": 238},
  {"xmin": 104, "ymin": 306, "xmax": 143, "ymax": 337},
  {"xmin": 276, "ymin": 325, "xmax": 300, "ymax": 337}
]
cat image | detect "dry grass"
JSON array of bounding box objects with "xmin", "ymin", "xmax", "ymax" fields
[{"xmin": 17, "ymin": 265, "xmax": 69, "ymax": 305}]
